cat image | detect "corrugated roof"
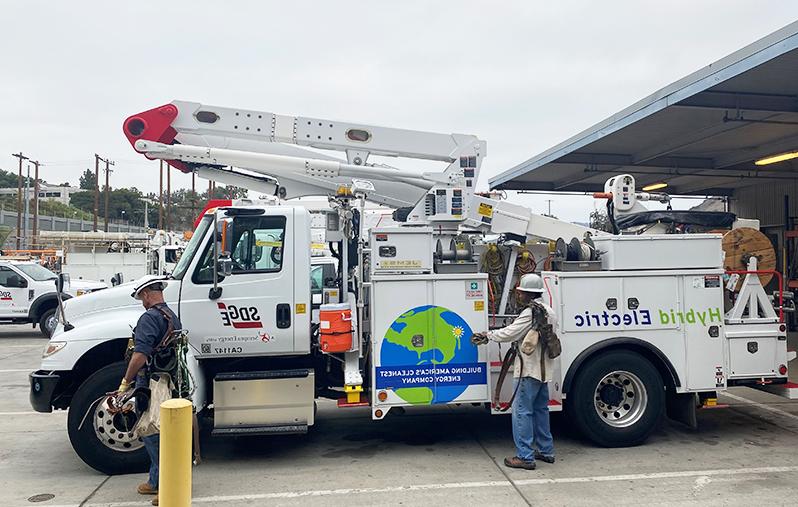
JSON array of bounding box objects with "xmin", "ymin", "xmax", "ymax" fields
[{"xmin": 490, "ymin": 21, "xmax": 798, "ymax": 196}]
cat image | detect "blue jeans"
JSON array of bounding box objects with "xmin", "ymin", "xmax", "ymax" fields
[
  {"xmin": 511, "ymin": 377, "xmax": 555, "ymax": 462},
  {"xmin": 142, "ymin": 434, "xmax": 160, "ymax": 488}
]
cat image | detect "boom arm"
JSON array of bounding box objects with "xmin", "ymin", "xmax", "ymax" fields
[
  {"xmin": 124, "ymin": 101, "xmax": 595, "ymax": 240},
  {"xmin": 124, "ymin": 101, "xmax": 484, "ymax": 211}
]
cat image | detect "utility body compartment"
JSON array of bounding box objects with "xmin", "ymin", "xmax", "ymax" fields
[
  {"xmin": 544, "ymin": 268, "xmax": 727, "ymax": 392},
  {"xmin": 369, "ymin": 273, "xmax": 490, "ymax": 412},
  {"xmin": 593, "ymin": 234, "xmax": 723, "ymax": 271},
  {"xmin": 212, "ymin": 369, "xmax": 315, "ymax": 435}
]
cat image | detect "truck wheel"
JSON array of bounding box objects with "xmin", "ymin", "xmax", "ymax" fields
[
  {"xmin": 568, "ymin": 350, "xmax": 664, "ymax": 447},
  {"xmin": 39, "ymin": 308, "xmax": 57, "ymax": 338},
  {"xmin": 67, "ymin": 362, "xmax": 148, "ymax": 475}
]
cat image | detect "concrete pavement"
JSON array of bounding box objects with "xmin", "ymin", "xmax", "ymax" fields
[{"xmin": 2, "ymin": 326, "xmax": 798, "ymax": 506}]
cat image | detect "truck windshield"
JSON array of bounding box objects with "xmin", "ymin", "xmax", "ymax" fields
[
  {"xmin": 171, "ymin": 216, "xmax": 212, "ymax": 280},
  {"xmin": 16, "ymin": 264, "xmax": 57, "ymax": 281}
]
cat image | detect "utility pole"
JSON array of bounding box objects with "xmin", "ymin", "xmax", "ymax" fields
[
  {"xmin": 166, "ymin": 163, "xmax": 172, "ymax": 231},
  {"xmin": 23, "ymin": 163, "xmax": 31, "ymax": 249},
  {"xmin": 103, "ymin": 159, "xmax": 115, "ymax": 232},
  {"xmin": 31, "ymin": 160, "xmax": 40, "ymax": 242},
  {"xmin": 93, "ymin": 154, "xmax": 100, "ymax": 231},
  {"xmin": 11, "ymin": 152, "xmax": 28, "ymax": 249},
  {"xmin": 158, "ymin": 160, "xmax": 164, "ymax": 230}
]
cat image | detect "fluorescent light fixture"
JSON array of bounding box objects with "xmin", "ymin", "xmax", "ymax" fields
[
  {"xmin": 755, "ymin": 151, "xmax": 798, "ymax": 166},
  {"xmin": 642, "ymin": 182, "xmax": 668, "ymax": 191}
]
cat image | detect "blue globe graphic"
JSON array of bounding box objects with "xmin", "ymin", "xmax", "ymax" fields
[{"xmin": 380, "ymin": 305, "xmax": 478, "ymax": 404}]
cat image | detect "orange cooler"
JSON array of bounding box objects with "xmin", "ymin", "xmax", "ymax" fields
[{"xmin": 319, "ymin": 303, "xmax": 353, "ymax": 352}]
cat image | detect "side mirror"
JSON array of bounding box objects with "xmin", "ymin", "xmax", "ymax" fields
[
  {"xmin": 15, "ymin": 276, "xmax": 28, "ymax": 288},
  {"xmin": 110, "ymin": 273, "xmax": 124, "ymax": 287},
  {"xmin": 217, "ymin": 257, "xmax": 233, "ymax": 277}
]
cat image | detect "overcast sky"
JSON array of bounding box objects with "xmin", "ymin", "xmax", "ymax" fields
[{"xmin": 2, "ymin": 1, "xmax": 797, "ymax": 222}]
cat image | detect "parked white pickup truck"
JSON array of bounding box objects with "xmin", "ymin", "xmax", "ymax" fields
[{"xmin": 0, "ymin": 260, "xmax": 107, "ymax": 337}]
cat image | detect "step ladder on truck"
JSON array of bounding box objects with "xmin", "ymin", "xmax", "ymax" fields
[{"xmin": 28, "ymin": 101, "xmax": 796, "ymax": 474}]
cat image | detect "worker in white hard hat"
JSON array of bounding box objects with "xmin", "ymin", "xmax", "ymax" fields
[
  {"xmin": 472, "ymin": 273, "xmax": 558, "ymax": 470},
  {"xmin": 118, "ymin": 278, "xmax": 181, "ymax": 507}
]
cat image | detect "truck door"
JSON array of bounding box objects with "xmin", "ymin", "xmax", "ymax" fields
[
  {"xmin": 0, "ymin": 266, "xmax": 30, "ymax": 316},
  {"xmin": 179, "ymin": 208, "xmax": 302, "ymax": 357}
]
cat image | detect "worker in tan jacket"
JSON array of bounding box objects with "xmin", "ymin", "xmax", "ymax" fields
[{"xmin": 472, "ymin": 273, "xmax": 557, "ymax": 470}]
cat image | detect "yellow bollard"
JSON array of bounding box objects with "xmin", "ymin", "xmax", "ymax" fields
[{"xmin": 159, "ymin": 398, "xmax": 192, "ymax": 507}]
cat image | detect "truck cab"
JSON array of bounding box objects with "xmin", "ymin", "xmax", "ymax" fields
[{"xmin": 29, "ymin": 205, "xmax": 312, "ymax": 474}]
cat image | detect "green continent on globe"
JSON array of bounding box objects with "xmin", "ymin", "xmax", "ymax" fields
[
  {"xmin": 394, "ymin": 387, "xmax": 433, "ymax": 404},
  {"xmin": 384, "ymin": 306, "xmax": 464, "ymax": 365}
]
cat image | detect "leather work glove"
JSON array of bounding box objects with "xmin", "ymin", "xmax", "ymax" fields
[
  {"xmin": 471, "ymin": 332, "xmax": 489, "ymax": 345},
  {"xmin": 117, "ymin": 378, "xmax": 133, "ymax": 393}
]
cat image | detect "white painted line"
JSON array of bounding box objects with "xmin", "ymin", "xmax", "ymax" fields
[
  {"xmin": 0, "ymin": 344, "xmax": 42, "ymax": 348},
  {"xmin": 0, "ymin": 369, "xmax": 32, "ymax": 373},
  {"xmin": 0, "ymin": 411, "xmax": 65, "ymax": 416},
  {"xmin": 721, "ymin": 391, "xmax": 798, "ymax": 425},
  {"xmin": 37, "ymin": 465, "xmax": 797, "ymax": 507},
  {"xmin": 513, "ymin": 465, "xmax": 798, "ymax": 485}
]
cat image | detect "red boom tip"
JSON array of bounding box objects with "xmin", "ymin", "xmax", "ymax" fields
[{"xmin": 122, "ymin": 103, "xmax": 189, "ymax": 173}]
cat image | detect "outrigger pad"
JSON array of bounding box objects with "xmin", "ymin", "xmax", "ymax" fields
[{"xmin": 616, "ymin": 210, "xmax": 736, "ymax": 230}]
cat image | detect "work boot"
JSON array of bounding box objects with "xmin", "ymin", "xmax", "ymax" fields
[
  {"xmin": 503, "ymin": 456, "xmax": 536, "ymax": 470},
  {"xmin": 137, "ymin": 482, "xmax": 158, "ymax": 495},
  {"xmin": 534, "ymin": 451, "xmax": 556, "ymax": 464},
  {"xmin": 151, "ymin": 495, "xmax": 158, "ymax": 506}
]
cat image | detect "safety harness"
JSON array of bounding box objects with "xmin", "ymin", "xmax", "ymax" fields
[{"xmin": 492, "ymin": 301, "xmax": 560, "ymax": 411}]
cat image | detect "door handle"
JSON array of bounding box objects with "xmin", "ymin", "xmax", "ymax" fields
[{"xmin": 276, "ymin": 303, "xmax": 291, "ymax": 329}]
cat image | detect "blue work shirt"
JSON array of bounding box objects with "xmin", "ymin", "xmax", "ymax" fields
[{"xmin": 133, "ymin": 302, "xmax": 182, "ymax": 388}]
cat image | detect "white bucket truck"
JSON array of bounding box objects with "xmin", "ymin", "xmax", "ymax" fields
[
  {"xmin": 29, "ymin": 102, "xmax": 793, "ymax": 474},
  {"xmin": 0, "ymin": 259, "xmax": 106, "ymax": 337}
]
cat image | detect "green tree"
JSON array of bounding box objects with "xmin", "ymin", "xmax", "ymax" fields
[
  {"xmin": 0, "ymin": 168, "xmax": 33, "ymax": 188},
  {"xmin": 79, "ymin": 169, "xmax": 96, "ymax": 190}
]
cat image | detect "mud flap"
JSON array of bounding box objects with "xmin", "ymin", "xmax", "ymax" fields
[{"xmin": 666, "ymin": 390, "xmax": 698, "ymax": 429}]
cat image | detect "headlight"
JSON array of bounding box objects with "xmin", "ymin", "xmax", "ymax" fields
[{"xmin": 43, "ymin": 341, "xmax": 66, "ymax": 358}]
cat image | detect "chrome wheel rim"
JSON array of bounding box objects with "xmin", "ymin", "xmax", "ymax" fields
[
  {"xmin": 93, "ymin": 398, "xmax": 144, "ymax": 452},
  {"xmin": 593, "ymin": 370, "xmax": 648, "ymax": 428}
]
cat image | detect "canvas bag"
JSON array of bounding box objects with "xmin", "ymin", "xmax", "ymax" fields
[{"xmin": 134, "ymin": 373, "xmax": 173, "ymax": 438}]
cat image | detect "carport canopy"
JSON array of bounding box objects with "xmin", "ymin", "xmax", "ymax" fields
[{"xmin": 490, "ymin": 21, "xmax": 798, "ymax": 196}]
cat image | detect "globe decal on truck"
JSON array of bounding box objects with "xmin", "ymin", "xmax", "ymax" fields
[{"xmin": 377, "ymin": 305, "xmax": 486, "ymax": 404}]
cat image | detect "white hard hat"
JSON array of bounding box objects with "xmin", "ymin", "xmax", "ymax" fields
[
  {"xmin": 131, "ymin": 278, "xmax": 168, "ymax": 300},
  {"xmin": 516, "ymin": 273, "xmax": 544, "ymax": 293}
]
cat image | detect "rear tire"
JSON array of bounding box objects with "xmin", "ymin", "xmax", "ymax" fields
[
  {"xmin": 38, "ymin": 308, "xmax": 57, "ymax": 338},
  {"xmin": 568, "ymin": 350, "xmax": 664, "ymax": 447},
  {"xmin": 67, "ymin": 362, "xmax": 148, "ymax": 475}
]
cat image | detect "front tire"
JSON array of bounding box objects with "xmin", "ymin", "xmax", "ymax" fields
[
  {"xmin": 67, "ymin": 362, "xmax": 148, "ymax": 474},
  {"xmin": 568, "ymin": 350, "xmax": 664, "ymax": 447},
  {"xmin": 39, "ymin": 308, "xmax": 57, "ymax": 338}
]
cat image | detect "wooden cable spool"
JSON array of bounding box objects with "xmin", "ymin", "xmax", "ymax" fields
[{"xmin": 721, "ymin": 227, "xmax": 776, "ymax": 289}]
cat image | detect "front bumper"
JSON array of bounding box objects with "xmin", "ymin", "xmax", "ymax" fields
[{"xmin": 29, "ymin": 371, "xmax": 60, "ymax": 413}]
